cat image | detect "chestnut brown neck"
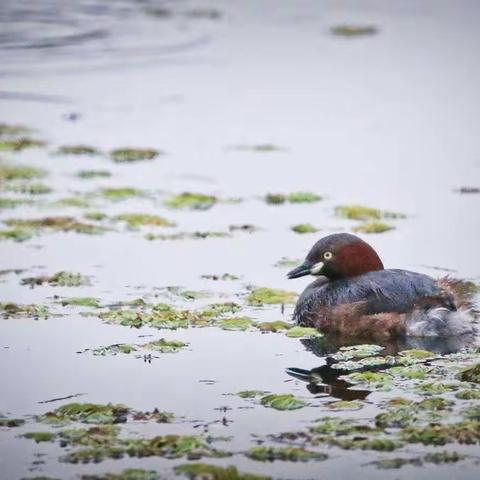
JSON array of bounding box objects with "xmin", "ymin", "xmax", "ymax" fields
[{"xmin": 333, "ymin": 242, "xmax": 384, "ymax": 279}]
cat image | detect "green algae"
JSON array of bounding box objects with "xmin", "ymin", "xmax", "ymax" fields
[
  {"xmin": 22, "ymin": 271, "xmax": 90, "ymax": 287},
  {"xmin": 291, "ymin": 223, "xmax": 318, "ymax": 234},
  {"xmin": 55, "ymin": 196, "xmax": 91, "ymax": 208},
  {"xmin": 331, "ymin": 344, "xmax": 384, "ymax": 360},
  {"xmin": 236, "ymin": 390, "xmax": 269, "ymax": 399},
  {"xmin": 0, "ymin": 228, "xmax": 33, "ymax": 242},
  {"xmin": 101, "ymin": 187, "xmax": 146, "ymax": 201},
  {"xmin": 0, "ymin": 162, "xmax": 46, "ymax": 181},
  {"xmin": 165, "ymin": 192, "xmax": 217, "ymax": 210},
  {"xmin": 335, "ymin": 204, "xmax": 406, "ymax": 221},
  {"xmin": 5, "ymin": 216, "xmax": 106, "ymax": 235},
  {"xmin": 399, "ymin": 349, "xmax": 435, "ymax": 360},
  {"xmin": 61, "ymin": 297, "xmax": 100, "ymax": 308},
  {"xmin": 0, "ymin": 122, "xmax": 33, "ymax": 137},
  {"xmin": 0, "ymin": 197, "xmax": 32, "ymax": 208},
  {"xmin": 145, "ymin": 339, "xmax": 187, "ymax": 352},
  {"xmin": 56, "ymin": 145, "xmax": 101, "ymax": 156},
  {"xmin": 22, "ymin": 432, "xmax": 56, "ymax": 443},
  {"xmin": 62, "ymin": 434, "xmax": 230, "ymax": 463},
  {"xmin": 345, "ymin": 371, "xmax": 392, "ymax": 389},
  {"xmin": 330, "ymin": 25, "xmax": 378, "ymax": 37},
  {"xmin": 326, "ymin": 400, "xmax": 364, "ymax": 411},
  {"xmin": 218, "ymin": 317, "xmax": 253, "ymax": 331},
  {"xmin": 0, "ymin": 137, "xmax": 45, "ymax": 151},
  {"xmin": 85, "ymin": 211, "xmax": 108, "ymax": 221},
  {"xmin": 285, "ymin": 326, "xmax": 321, "ymax": 338},
  {"xmin": 246, "ymin": 445, "xmax": 327, "ymax": 462},
  {"xmin": 38, "ymin": 403, "xmax": 129, "ymax": 425},
  {"xmin": 77, "ymin": 170, "xmax": 111, "ymax": 179},
  {"xmin": 265, "ymin": 192, "xmax": 322, "ymax": 205},
  {"xmin": 401, "ymin": 420, "xmax": 480, "ymax": 445},
  {"xmin": 0, "ymin": 302, "xmax": 49, "ymax": 318},
  {"xmin": 353, "ymin": 221, "xmax": 394, "ymax": 234},
  {"xmin": 458, "ymin": 363, "xmax": 480, "ymax": 383},
  {"xmin": 413, "ymin": 382, "xmax": 457, "ymax": 395},
  {"xmin": 98, "ymin": 306, "xmax": 213, "ymax": 330},
  {"xmin": 110, "ymin": 148, "xmax": 160, "ymax": 163},
  {"xmin": 256, "ymin": 321, "xmax": 292, "ymax": 332},
  {"xmin": 260, "ymin": 394, "xmax": 306, "ymax": 411},
  {"xmin": 175, "ymin": 463, "xmax": 270, "ymax": 480},
  {"xmin": 456, "ymin": 389, "xmax": 480, "ymax": 400},
  {"xmin": 4, "ymin": 182, "xmax": 52, "ymax": 195},
  {"xmin": 201, "ymin": 302, "xmax": 241, "ymax": 316},
  {"xmin": 114, "ymin": 213, "xmax": 175, "ymax": 228},
  {"xmin": 0, "ymin": 417, "xmax": 25, "ymax": 427},
  {"xmin": 81, "ymin": 469, "xmax": 160, "ymax": 480},
  {"xmin": 246, "ymin": 287, "xmax": 297, "ymax": 305}
]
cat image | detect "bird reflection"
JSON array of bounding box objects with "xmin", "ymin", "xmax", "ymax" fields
[{"xmin": 286, "ymin": 333, "xmax": 478, "ymax": 400}]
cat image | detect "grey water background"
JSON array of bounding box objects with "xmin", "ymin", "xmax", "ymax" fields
[{"xmin": 1, "ymin": 0, "xmax": 480, "ymax": 479}]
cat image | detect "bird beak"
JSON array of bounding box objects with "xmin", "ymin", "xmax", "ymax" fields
[{"xmin": 287, "ymin": 262, "xmax": 312, "ymax": 279}]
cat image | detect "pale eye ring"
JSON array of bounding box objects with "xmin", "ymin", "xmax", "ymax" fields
[{"xmin": 323, "ymin": 251, "xmax": 333, "ymax": 260}]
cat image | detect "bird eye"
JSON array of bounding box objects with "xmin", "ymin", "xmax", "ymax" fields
[{"xmin": 323, "ymin": 251, "xmax": 333, "ymax": 260}]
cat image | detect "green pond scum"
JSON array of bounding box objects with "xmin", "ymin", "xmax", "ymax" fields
[
  {"xmin": 56, "ymin": 145, "xmax": 101, "ymax": 156},
  {"xmin": 110, "ymin": 148, "xmax": 161, "ymax": 163},
  {"xmin": 165, "ymin": 192, "xmax": 217, "ymax": 210}
]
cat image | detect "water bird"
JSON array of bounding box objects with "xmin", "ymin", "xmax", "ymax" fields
[{"xmin": 288, "ymin": 233, "xmax": 478, "ymax": 339}]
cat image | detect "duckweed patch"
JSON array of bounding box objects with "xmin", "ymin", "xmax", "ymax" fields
[
  {"xmin": 62, "ymin": 435, "xmax": 230, "ymax": 463},
  {"xmin": 0, "ymin": 162, "xmax": 46, "ymax": 181},
  {"xmin": 22, "ymin": 271, "xmax": 90, "ymax": 287},
  {"xmin": 265, "ymin": 192, "xmax": 322, "ymax": 205},
  {"xmin": 4, "ymin": 182, "xmax": 52, "ymax": 195},
  {"xmin": 247, "ymin": 446, "xmax": 327, "ymax": 462},
  {"xmin": 22, "ymin": 432, "xmax": 56, "ymax": 443},
  {"xmin": 330, "ymin": 25, "xmax": 378, "ymax": 37},
  {"xmin": 61, "ymin": 297, "xmax": 100, "ymax": 307},
  {"xmin": 101, "ymin": 188, "xmax": 146, "ymax": 201},
  {"xmin": 0, "ymin": 302, "xmax": 49, "ymax": 318},
  {"xmin": 353, "ymin": 221, "xmax": 394, "ymax": 234},
  {"xmin": 285, "ymin": 326, "xmax": 320, "ymax": 338},
  {"xmin": 38, "ymin": 403, "xmax": 129, "ymax": 425},
  {"xmin": 77, "ymin": 170, "xmax": 111, "ymax": 179},
  {"xmin": 81, "ymin": 469, "xmax": 160, "ymax": 480},
  {"xmin": 261, "ymin": 394, "xmax": 306, "ymax": 411},
  {"xmin": 0, "ymin": 417, "xmax": 25, "ymax": 427},
  {"xmin": 335, "ymin": 204, "xmax": 406, "ymax": 221},
  {"xmin": 256, "ymin": 320, "xmax": 292, "ymax": 332},
  {"xmin": 0, "ymin": 228, "xmax": 33, "ymax": 242},
  {"xmin": 5, "ymin": 216, "xmax": 107, "ymax": 235},
  {"xmin": 458, "ymin": 363, "xmax": 480, "ymax": 383},
  {"xmin": 110, "ymin": 148, "xmax": 161, "ymax": 163},
  {"xmin": 165, "ymin": 192, "xmax": 217, "ymax": 210},
  {"xmin": 218, "ymin": 317, "xmax": 253, "ymax": 331},
  {"xmin": 175, "ymin": 463, "xmax": 270, "ymax": 480},
  {"xmin": 0, "ymin": 137, "xmax": 45, "ymax": 151},
  {"xmin": 291, "ymin": 223, "xmax": 318, "ymax": 234},
  {"xmin": 56, "ymin": 145, "xmax": 101, "ymax": 156},
  {"xmin": 114, "ymin": 213, "xmax": 175, "ymax": 228},
  {"xmin": 247, "ymin": 287, "xmax": 297, "ymax": 305}
]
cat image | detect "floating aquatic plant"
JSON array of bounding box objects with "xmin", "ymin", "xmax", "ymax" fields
[
  {"xmin": 22, "ymin": 271, "xmax": 90, "ymax": 287},
  {"xmin": 61, "ymin": 297, "xmax": 100, "ymax": 308},
  {"xmin": 114, "ymin": 213, "xmax": 175, "ymax": 228},
  {"xmin": 56, "ymin": 145, "xmax": 101, "ymax": 156},
  {"xmin": 353, "ymin": 221, "xmax": 394, "ymax": 234},
  {"xmin": 291, "ymin": 223, "xmax": 319, "ymax": 234},
  {"xmin": 165, "ymin": 192, "xmax": 217, "ymax": 210},
  {"xmin": 218, "ymin": 317, "xmax": 253, "ymax": 331},
  {"xmin": 0, "ymin": 162, "xmax": 46, "ymax": 181},
  {"xmin": 285, "ymin": 326, "xmax": 321, "ymax": 338},
  {"xmin": 247, "ymin": 287, "xmax": 297, "ymax": 305},
  {"xmin": 246, "ymin": 445, "xmax": 327, "ymax": 462},
  {"xmin": 335, "ymin": 204, "xmax": 406, "ymax": 221},
  {"xmin": 330, "ymin": 25, "xmax": 378, "ymax": 37},
  {"xmin": 110, "ymin": 148, "xmax": 161, "ymax": 163},
  {"xmin": 77, "ymin": 170, "xmax": 111, "ymax": 179},
  {"xmin": 175, "ymin": 463, "xmax": 270, "ymax": 480},
  {"xmin": 260, "ymin": 394, "xmax": 306, "ymax": 411},
  {"xmin": 5, "ymin": 216, "xmax": 106, "ymax": 235}
]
